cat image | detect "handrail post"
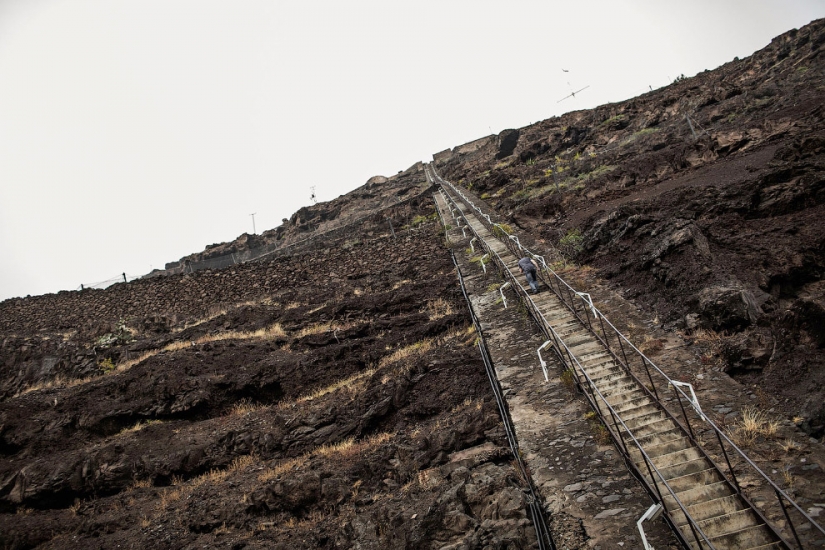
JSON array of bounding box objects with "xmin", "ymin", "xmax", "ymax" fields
[
  {"xmin": 616, "ymin": 332, "xmax": 631, "ymax": 369},
  {"xmin": 715, "ymin": 429, "xmax": 741, "ymax": 492},
  {"xmin": 776, "ymin": 488, "xmax": 804, "ymax": 549},
  {"xmin": 641, "ymin": 356, "xmax": 660, "ymax": 400},
  {"xmin": 565, "ymin": 285, "xmax": 578, "ymax": 313},
  {"xmin": 607, "ymin": 405, "xmax": 630, "ymax": 456},
  {"xmin": 580, "ymin": 294, "xmax": 595, "ymax": 331},
  {"xmin": 597, "ymin": 314, "xmax": 612, "ymax": 353},
  {"xmin": 641, "ymin": 453, "xmax": 665, "ymax": 504},
  {"xmin": 673, "ymin": 384, "xmax": 696, "ymax": 439}
]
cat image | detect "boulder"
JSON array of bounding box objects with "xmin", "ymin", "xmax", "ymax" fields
[
  {"xmin": 365, "ymin": 175, "xmax": 388, "ymax": 188},
  {"xmin": 698, "ymin": 285, "xmax": 763, "ymax": 330},
  {"xmin": 495, "ymin": 129, "xmax": 520, "ymax": 160}
]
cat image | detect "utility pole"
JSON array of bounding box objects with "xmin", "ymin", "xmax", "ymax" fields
[{"xmin": 250, "ymin": 213, "xmax": 257, "ymax": 235}]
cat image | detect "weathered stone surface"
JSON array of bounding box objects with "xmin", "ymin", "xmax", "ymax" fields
[{"xmin": 496, "ymin": 129, "xmax": 520, "ymax": 159}]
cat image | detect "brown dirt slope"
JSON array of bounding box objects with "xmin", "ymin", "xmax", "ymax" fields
[
  {"xmin": 0, "ymin": 207, "xmax": 540, "ymax": 548},
  {"xmin": 436, "ymin": 18, "xmax": 825, "ymax": 437}
]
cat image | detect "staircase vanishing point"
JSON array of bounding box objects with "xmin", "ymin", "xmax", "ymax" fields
[{"xmin": 429, "ymin": 167, "xmax": 809, "ymax": 550}]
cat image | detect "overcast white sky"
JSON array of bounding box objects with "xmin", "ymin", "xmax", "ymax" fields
[{"xmin": 0, "ymin": 1, "xmax": 822, "ymax": 300}]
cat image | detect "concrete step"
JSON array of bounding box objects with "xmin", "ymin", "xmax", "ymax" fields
[
  {"xmin": 621, "ymin": 409, "xmax": 669, "ymax": 431},
  {"xmin": 657, "ymin": 456, "xmax": 714, "ymax": 481},
  {"xmin": 636, "ymin": 427, "xmax": 685, "ymax": 449},
  {"xmin": 580, "ymin": 355, "xmax": 615, "ymax": 370},
  {"xmin": 686, "ymin": 508, "xmax": 762, "ymax": 540},
  {"xmin": 583, "ymin": 364, "xmax": 624, "ymax": 382},
  {"xmin": 651, "ymin": 447, "xmax": 705, "ymax": 471},
  {"xmin": 662, "ymin": 481, "xmax": 734, "ymax": 512},
  {"xmin": 690, "ymin": 522, "xmax": 777, "ymax": 550},
  {"xmin": 583, "ymin": 356, "xmax": 620, "ymax": 372},
  {"xmin": 629, "ymin": 435, "xmax": 692, "ymax": 460},
  {"xmin": 597, "ymin": 384, "xmax": 653, "ymax": 411},
  {"xmin": 620, "ymin": 402, "xmax": 663, "ymax": 423},
  {"xmin": 581, "ymin": 361, "xmax": 619, "ymax": 378},
  {"xmin": 555, "ymin": 323, "xmax": 589, "ymax": 338},
  {"xmin": 623, "ymin": 416, "xmax": 679, "ymax": 439},
  {"xmin": 566, "ymin": 334, "xmax": 598, "ymax": 348},
  {"xmin": 652, "ymin": 465, "xmax": 724, "ymax": 494},
  {"xmin": 609, "ymin": 396, "xmax": 656, "ymax": 417},
  {"xmin": 671, "ymin": 494, "xmax": 747, "ymax": 527},
  {"xmin": 598, "ymin": 380, "xmax": 640, "ymax": 400},
  {"xmin": 578, "ymin": 349, "xmax": 611, "ymax": 363}
]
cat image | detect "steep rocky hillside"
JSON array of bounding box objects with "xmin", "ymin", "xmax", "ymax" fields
[
  {"xmin": 159, "ymin": 163, "xmax": 428, "ymax": 273},
  {"xmin": 0, "ymin": 204, "xmax": 544, "ymax": 548},
  {"xmin": 2, "ymin": 18, "xmax": 825, "ymax": 550},
  {"xmin": 437, "ymin": 19, "xmax": 825, "ymax": 437}
]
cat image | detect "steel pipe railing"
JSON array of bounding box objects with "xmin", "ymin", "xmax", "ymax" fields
[{"xmin": 431, "ymin": 164, "xmax": 821, "ymax": 549}]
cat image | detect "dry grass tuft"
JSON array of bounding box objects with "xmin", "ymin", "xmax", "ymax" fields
[
  {"xmin": 734, "ymin": 406, "xmax": 779, "ymax": 446},
  {"xmin": 117, "ymin": 419, "xmax": 162, "ymax": 436},
  {"xmin": 693, "ymin": 328, "xmax": 721, "ymax": 341},
  {"xmin": 782, "ymin": 466, "xmax": 795, "ymax": 489},
  {"xmin": 451, "ymin": 397, "xmax": 482, "ymax": 413},
  {"xmin": 392, "ymin": 279, "xmax": 412, "ymax": 290},
  {"xmin": 288, "ymin": 368, "xmax": 376, "ymax": 406},
  {"xmin": 228, "ymin": 453, "xmax": 257, "ymax": 472},
  {"xmin": 779, "ymin": 438, "xmax": 802, "ymax": 453},
  {"xmin": 317, "ymin": 437, "xmax": 357, "ymax": 457},
  {"xmin": 294, "ymin": 322, "xmax": 333, "ymax": 338},
  {"xmin": 191, "ymin": 468, "xmax": 229, "ymax": 487},
  {"xmin": 423, "ymin": 298, "xmax": 455, "ymax": 321},
  {"xmin": 638, "ymin": 335, "xmax": 665, "ymax": 355},
  {"xmin": 258, "ymin": 433, "xmax": 393, "ymax": 482},
  {"xmin": 379, "ymin": 339, "xmax": 434, "ymax": 369},
  {"xmin": 231, "ymin": 399, "xmax": 264, "ymax": 416},
  {"xmin": 258, "ymin": 457, "xmax": 302, "ymax": 482},
  {"xmin": 157, "ymin": 487, "xmax": 184, "ymax": 511},
  {"xmin": 130, "ymin": 478, "xmax": 153, "ymax": 490},
  {"xmin": 15, "ymin": 374, "xmax": 97, "ymax": 397},
  {"xmin": 118, "ymin": 323, "xmax": 286, "ymax": 373}
]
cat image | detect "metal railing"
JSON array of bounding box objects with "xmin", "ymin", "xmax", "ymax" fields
[
  {"xmin": 436, "ymin": 181, "xmax": 717, "ymax": 549},
  {"xmin": 435, "ymin": 190, "xmax": 555, "ymax": 549},
  {"xmin": 432, "ymin": 164, "xmax": 825, "ymax": 549}
]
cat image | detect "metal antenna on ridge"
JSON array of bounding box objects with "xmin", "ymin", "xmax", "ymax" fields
[
  {"xmin": 250, "ymin": 213, "xmax": 257, "ymax": 235},
  {"xmin": 558, "ymin": 85, "xmax": 590, "ymax": 103}
]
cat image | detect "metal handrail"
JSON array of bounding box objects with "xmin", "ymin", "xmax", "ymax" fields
[
  {"xmin": 432, "ymin": 164, "xmax": 824, "ymax": 548},
  {"xmin": 437, "ymin": 184, "xmax": 718, "ymax": 549},
  {"xmin": 436, "ymin": 192, "xmax": 555, "ymax": 550}
]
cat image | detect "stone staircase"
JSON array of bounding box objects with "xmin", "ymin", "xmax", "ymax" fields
[{"xmin": 435, "ymin": 183, "xmax": 787, "ymax": 550}]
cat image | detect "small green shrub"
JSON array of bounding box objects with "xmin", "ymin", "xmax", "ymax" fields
[
  {"xmin": 561, "ymin": 369, "xmax": 576, "ymax": 391},
  {"xmin": 600, "ymin": 114, "xmax": 626, "ymax": 127},
  {"xmin": 559, "ymin": 229, "xmax": 584, "ymax": 257},
  {"xmin": 633, "ymin": 127, "xmax": 659, "ymax": 137},
  {"xmin": 492, "ymin": 224, "xmax": 513, "ymax": 238},
  {"xmin": 99, "ymin": 357, "xmax": 116, "ymax": 373}
]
